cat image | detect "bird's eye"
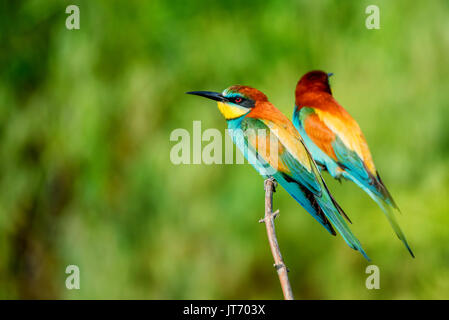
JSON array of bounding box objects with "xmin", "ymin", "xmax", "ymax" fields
[{"xmin": 234, "ymin": 97, "xmax": 242, "ymax": 103}]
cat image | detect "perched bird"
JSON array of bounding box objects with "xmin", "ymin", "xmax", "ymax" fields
[
  {"xmin": 187, "ymin": 85, "xmax": 370, "ymax": 260},
  {"xmin": 292, "ymin": 70, "xmax": 413, "ymax": 257}
]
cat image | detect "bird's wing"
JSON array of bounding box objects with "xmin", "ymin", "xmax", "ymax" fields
[
  {"xmin": 299, "ymin": 107, "xmax": 379, "ymax": 189},
  {"xmin": 240, "ymin": 117, "xmax": 325, "ymax": 209},
  {"xmin": 256, "ymin": 116, "xmax": 352, "ymax": 222},
  {"xmin": 301, "ymin": 106, "xmax": 398, "ymax": 206},
  {"xmin": 241, "ymin": 116, "xmax": 369, "ymax": 260}
]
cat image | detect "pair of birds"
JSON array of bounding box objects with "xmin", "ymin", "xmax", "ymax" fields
[{"xmin": 187, "ymin": 70, "xmax": 413, "ymax": 260}]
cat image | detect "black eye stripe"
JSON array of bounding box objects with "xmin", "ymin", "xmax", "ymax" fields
[{"xmin": 229, "ymin": 96, "xmax": 255, "ymax": 108}]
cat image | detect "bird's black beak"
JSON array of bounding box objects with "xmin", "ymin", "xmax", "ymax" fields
[
  {"xmin": 186, "ymin": 91, "xmax": 227, "ymax": 102},
  {"xmin": 327, "ymin": 72, "xmax": 334, "ymax": 77}
]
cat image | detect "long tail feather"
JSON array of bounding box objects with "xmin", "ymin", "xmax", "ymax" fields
[
  {"xmin": 344, "ymin": 172, "xmax": 414, "ymax": 257},
  {"xmin": 278, "ymin": 173, "xmax": 370, "ymax": 260},
  {"xmin": 317, "ymin": 191, "xmax": 371, "ymax": 261},
  {"xmin": 372, "ymin": 195, "xmax": 414, "ymax": 258}
]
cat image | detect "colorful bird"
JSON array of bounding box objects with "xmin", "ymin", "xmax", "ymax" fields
[
  {"xmin": 293, "ymin": 70, "xmax": 414, "ymax": 257},
  {"xmin": 187, "ymin": 85, "xmax": 370, "ymax": 260}
]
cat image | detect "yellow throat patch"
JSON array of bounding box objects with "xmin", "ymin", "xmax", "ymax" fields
[{"xmin": 217, "ymin": 102, "xmax": 249, "ymax": 120}]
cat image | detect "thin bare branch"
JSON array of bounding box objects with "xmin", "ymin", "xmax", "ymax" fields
[{"xmin": 260, "ymin": 178, "xmax": 294, "ymax": 300}]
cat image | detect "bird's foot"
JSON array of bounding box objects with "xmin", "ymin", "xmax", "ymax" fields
[{"xmin": 264, "ymin": 177, "xmax": 277, "ymax": 192}]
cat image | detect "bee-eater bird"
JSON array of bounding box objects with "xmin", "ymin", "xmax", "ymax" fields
[
  {"xmin": 187, "ymin": 85, "xmax": 370, "ymax": 260},
  {"xmin": 292, "ymin": 70, "xmax": 414, "ymax": 257}
]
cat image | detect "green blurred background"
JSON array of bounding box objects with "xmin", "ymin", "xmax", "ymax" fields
[{"xmin": 1, "ymin": 0, "xmax": 448, "ymax": 299}]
